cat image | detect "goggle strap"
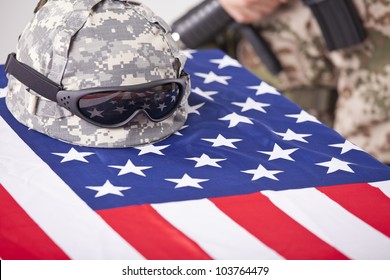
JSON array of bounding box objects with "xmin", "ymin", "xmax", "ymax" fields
[{"xmin": 5, "ymin": 53, "xmax": 61, "ymax": 102}]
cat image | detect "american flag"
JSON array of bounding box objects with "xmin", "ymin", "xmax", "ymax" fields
[{"xmin": 1, "ymin": 50, "xmax": 390, "ymax": 260}]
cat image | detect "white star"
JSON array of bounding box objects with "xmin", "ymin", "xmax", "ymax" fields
[
  {"xmin": 52, "ymin": 147, "xmax": 94, "ymax": 163},
  {"xmin": 329, "ymin": 140, "xmax": 364, "ymax": 154},
  {"xmin": 188, "ymin": 102, "xmax": 205, "ymax": 115},
  {"xmin": 180, "ymin": 49, "xmax": 197, "ymax": 59},
  {"xmin": 114, "ymin": 106, "xmax": 127, "ymax": 114},
  {"xmin": 0, "ymin": 87, "xmax": 7, "ymax": 98},
  {"xmin": 247, "ymin": 82, "xmax": 280, "ymax": 95},
  {"xmin": 186, "ymin": 153, "xmax": 226, "ymax": 168},
  {"xmin": 192, "ymin": 87, "xmax": 218, "ymax": 101},
  {"xmin": 286, "ymin": 110, "xmax": 321, "ymax": 124},
  {"xmin": 142, "ymin": 103, "xmax": 151, "ymax": 110},
  {"xmin": 86, "ymin": 180, "xmax": 131, "ymax": 198},
  {"xmin": 259, "ymin": 143, "xmax": 298, "ymax": 161},
  {"xmin": 210, "ymin": 55, "xmax": 242, "ymax": 69},
  {"xmin": 194, "ymin": 71, "xmax": 232, "ymax": 85},
  {"xmin": 165, "ymin": 173, "xmax": 209, "ymax": 189},
  {"xmin": 219, "ymin": 112, "xmax": 254, "ymax": 128},
  {"xmin": 202, "ymin": 134, "xmax": 242, "ymax": 149},
  {"xmin": 232, "ymin": 97, "xmax": 270, "ymax": 113},
  {"xmin": 157, "ymin": 103, "xmax": 167, "ymax": 111},
  {"xmin": 242, "ymin": 164, "xmax": 283, "ymax": 181},
  {"xmin": 134, "ymin": 144, "xmax": 170, "ymax": 155},
  {"xmin": 316, "ymin": 157, "xmax": 355, "ymax": 174},
  {"xmin": 174, "ymin": 125, "xmax": 189, "ymax": 136},
  {"xmin": 88, "ymin": 108, "xmax": 104, "ymax": 118},
  {"xmin": 274, "ymin": 129, "xmax": 312, "ymax": 143},
  {"xmin": 109, "ymin": 159, "xmax": 152, "ymax": 176}
]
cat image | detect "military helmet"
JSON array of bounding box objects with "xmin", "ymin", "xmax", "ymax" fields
[{"xmin": 6, "ymin": 0, "xmax": 189, "ymax": 148}]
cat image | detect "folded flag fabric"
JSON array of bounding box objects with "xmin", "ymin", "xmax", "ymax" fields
[{"xmin": 1, "ymin": 50, "xmax": 389, "ymax": 260}]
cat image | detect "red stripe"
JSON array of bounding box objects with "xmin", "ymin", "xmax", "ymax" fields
[
  {"xmin": 318, "ymin": 183, "xmax": 390, "ymax": 237},
  {"xmin": 0, "ymin": 184, "xmax": 69, "ymax": 260},
  {"xmin": 97, "ymin": 204, "xmax": 212, "ymax": 260},
  {"xmin": 211, "ymin": 192, "xmax": 348, "ymax": 260}
]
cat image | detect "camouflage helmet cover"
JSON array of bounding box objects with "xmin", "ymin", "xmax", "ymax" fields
[{"xmin": 6, "ymin": 0, "xmax": 189, "ymax": 148}]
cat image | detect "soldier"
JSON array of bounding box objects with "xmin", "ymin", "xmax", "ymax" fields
[{"xmin": 220, "ymin": 0, "xmax": 390, "ymax": 164}]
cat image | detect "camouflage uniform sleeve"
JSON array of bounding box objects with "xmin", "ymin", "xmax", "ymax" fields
[{"xmin": 236, "ymin": 0, "xmax": 337, "ymax": 91}]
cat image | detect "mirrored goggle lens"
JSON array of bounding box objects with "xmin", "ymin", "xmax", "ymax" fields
[{"xmin": 78, "ymin": 83, "xmax": 181, "ymax": 125}]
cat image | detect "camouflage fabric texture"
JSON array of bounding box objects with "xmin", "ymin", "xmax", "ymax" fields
[
  {"xmin": 6, "ymin": 0, "xmax": 189, "ymax": 148},
  {"xmin": 236, "ymin": 0, "xmax": 390, "ymax": 164}
]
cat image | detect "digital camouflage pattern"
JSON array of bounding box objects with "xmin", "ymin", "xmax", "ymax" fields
[
  {"xmin": 236, "ymin": 0, "xmax": 390, "ymax": 164},
  {"xmin": 6, "ymin": 0, "xmax": 189, "ymax": 148}
]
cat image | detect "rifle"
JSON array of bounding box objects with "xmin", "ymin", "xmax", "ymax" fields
[{"xmin": 303, "ymin": 0, "xmax": 366, "ymax": 51}]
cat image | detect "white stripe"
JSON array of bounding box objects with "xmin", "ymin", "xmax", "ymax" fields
[
  {"xmin": 152, "ymin": 198, "xmax": 284, "ymax": 260},
  {"xmin": 369, "ymin": 180, "xmax": 390, "ymax": 199},
  {"xmin": 0, "ymin": 117, "xmax": 144, "ymax": 260},
  {"xmin": 262, "ymin": 188, "xmax": 390, "ymax": 259}
]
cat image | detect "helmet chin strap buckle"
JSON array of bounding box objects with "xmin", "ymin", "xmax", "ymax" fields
[{"xmin": 28, "ymin": 92, "xmax": 38, "ymax": 115}]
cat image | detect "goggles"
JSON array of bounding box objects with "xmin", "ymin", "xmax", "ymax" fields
[{"xmin": 5, "ymin": 53, "xmax": 188, "ymax": 128}]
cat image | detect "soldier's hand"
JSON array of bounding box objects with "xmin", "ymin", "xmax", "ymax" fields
[{"xmin": 219, "ymin": 0, "xmax": 287, "ymax": 23}]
